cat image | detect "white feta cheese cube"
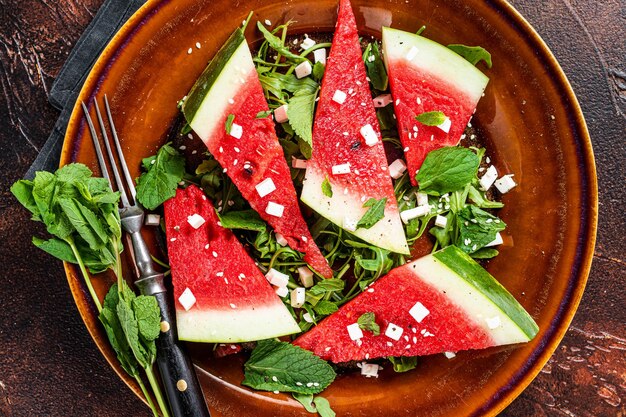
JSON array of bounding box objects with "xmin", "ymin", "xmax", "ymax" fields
[
  {"xmin": 332, "ymin": 89, "xmax": 347, "ymax": 104},
  {"xmin": 343, "ymin": 216, "xmax": 358, "ymax": 232},
  {"xmin": 300, "ymin": 37, "xmax": 316, "ymax": 50},
  {"xmin": 265, "ymin": 201, "xmax": 284, "ymax": 217},
  {"xmin": 313, "ymin": 48, "xmax": 326, "ymax": 64},
  {"xmin": 275, "ymin": 232, "xmax": 288, "ymax": 247},
  {"xmin": 405, "ymin": 46, "xmax": 419, "ymax": 61},
  {"xmin": 265, "ymin": 268, "xmax": 290, "ymax": 287},
  {"xmin": 255, "ymin": 178, "xmax": 277, "ymax": 198},
  {"xmin": 295, "ymin": 61, "xmax": 312, "ymax": 79},
  {"xmin": 178, "ymin": 288, "xmax": 197, "ymax": 311},
  {"xmin": 389, "ymin": 159, "xmax": 407, "ymax": 179},
  {"xmin": 303, "ymin": 312, "xmax": 314, "ymax": 323},
  {"xmin": 400, "ymin": 205, "xmax": 431, "ymax": 224},
  {"xmin": 360, "ymin": 363, "xmax": 381, "ymax": 378},
  {"xmin": 485, "ymin": 316, "xmax": 501, "ymax": 329},
  {"xmin": 444, "ymin": 351, "xmax": 456, "ymax": 359},
  {"xmin": 331, "ymin": 163, "xmax": 351, "ymax": 175},
  {"xmin": 274, "ymin": 104, "xmax": 289, "ymax": 123},
  {"xmin": 384, "ymin": 323, "xmax": 404, "ymax": 341},
  {"xmin": 360, "ymin": 123, "xmax": 379, "ymax": 146},
  {"xmin": 275, "ymin": 286, "xmax": 289, "ymax": 298},
  {"xmin": 373, "ymin": 94, "xmax": 393, "ymax": 108},
  {"xmin": 186, "ymin": 213, "xmax": 206, "ymax": 229},
  {"xmin": 486, "ymin": 232, "xmax": 503, "ymax": 247},
  {"xmin": 290, "ymin": 287, "xmax": 306, "ymax": 308},
  {"xmin": 291, "ymin": 157, "xmax": 308, "ymax": 169},
  {"xmin": 416, "ymin": 192, "xmax": 429, "ymax": 207},
  {"xmin": 347, "ymin": 323, "xmax": 364, "ymax": 340},
  {"xmin": 436, "ymin": 117, "xmax": 452, "ymax": 134},
  {"xmin": 297, "ymin": 266, "xmax": 314, "ymax": 288},
  {"xmin": 494, "ymin": 174, "xmax": 517, "ymax": 194},
  {"xmin": 409, "ymin": 301, "xmax": 430, "ymax": 323},
  {"xmin": 479, "ymin": 165, "xmax": 499, "ymax": 191},
  {"xmin": 229, "ymin": 123, "xmax": 243, "ymax": 139},
  {"xmin": 144, "ymin": 213, "xmax": 161, "ymax": 226},
  {"xmin": 435, "ymin": 215, "xmax": 448, "ymax": 228}
]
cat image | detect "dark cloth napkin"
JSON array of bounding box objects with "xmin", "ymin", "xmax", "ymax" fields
[{"xmin": 25, "ymin": 0, "xmax": 146, "ymax": 179}]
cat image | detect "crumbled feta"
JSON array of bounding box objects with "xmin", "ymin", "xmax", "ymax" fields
[
  {"xmin": 405, "ymin": 46, "xmax": 419, "ymax": 61},
  {"xmin": 347, "ymin": 323, "xmax": 364, "ymax": 341},
  {"xmin": 275, "ymin": 286, "xmax": 289, "ymax": 298},
  {"xmin": 300, "ymin": 37, "xmax": 316, "ymax": 50},
  {"xmin": 343, "ymin": 216, "xmax": 358, "ymax": 232},
  {"xmin": 479, "ymin": 165, "xmax": 499, "ymax": 191},
  {"xmin": 486, "ymin": 232, "xmax": 504, "ymax": 247},
  {"xmin": 400, "ymin": 205, "xmax": 431, "ymax": 224},
  {"xmin": 416, "ymin": 192, "xmax": 429, "ymax": 207},
  {"xmin": 494, "ymin": 174, "xmax": 517, "ymax": 194},
  {"xmin": 332, "ymin": 163, "xmax": 351, "ymax": 175},
  {"xmin": 274, "ymin": 104, "xmax": 289, "ymax": 123},
  {"xmin": 360, "ymin": 363, "xmax": 381, "ymax": 378},
  {"xmin": 275, "ymin": 232, "xmax": 288, "ymax": 247},
  {"xmin": 437, "ymin": 117, "xmax": 452, "ymax": 133},
  {"xmin": 486, "ymin": 316, "xmax": 501, "ymax": 329},
  {"xmin": 229, "ymin": 123, "xmax": 243, "ymax": 139},
  {"xmin": 255, "ymin": 178, "xmax": 277, "ymax": 198},
  {"xmin": 389, "ymin": 159, "xmax": 407, "ymax": 179},
  {"xmin": 360, "ymin": 124, "xmax": 379, "ymax": 146},
  {"xmin": 187, "ymin": 213, "xmax": 206, "ymax": 229},
  {"xmin": 409, "ymin": 301, "xmax": 430, "ymax": 323},
  {"xmin": 313, "ymin": 48, "xmax": 326, "ymax": 64},
  {"xmin": 290, "ymin": 287, "xmax": 306, "ymax": 308},
  {"xmin": 372, "ymin": 94, "xmax": 393, "ymax": 108},
  {"xmin": 435, "ymin": 215, "xmax": 448, "ymax": 228},
  {"xmin": 265, "ymin": 268, "xmax": 290, "ymax": 287},
  {"xmin": 291, "ymin": 157, "xmax": 308, "ymax": 169},
  {"xmin": 444, "ymin": 351, "xmax": 456, "ymax": 359},
  {"xmin": 178, "ymin": 288, "xmax": 196, "ymax": 311},
  {"xmin": 384, "ymin": 323, "xmax": 403, "ymax": 341},
  {"xmin": 295, "ymin": 61, "xmax": 312, "ymax": 79},
  {"xmin": 144, "ymin": 214, "xmax": 161, "ymax": 226},
  {"xmin": 295, "ymin": 267, "xmax": 313, "ymax": 288},
  {"xmin": 332, "ymin": 89, "xmax": 347, "ymax": 104},
  {"xmin": 265, "ymin": 201, "xmax": 284, "ymax": 217}
]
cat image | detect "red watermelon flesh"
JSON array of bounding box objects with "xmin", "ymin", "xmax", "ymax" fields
[
  {"xmin": 164, "ymin": 185, "xmax": 300, "ymax": 342},
  {"xmin": 183, "ymin": 29, "xmax": 332, "ymax": 278},
  {"xmin": 382, "ymin": 27, "xmax": 489, "ymax": 185},
  {"xmin": 294, "ymin": 246, "xmax": 538, "ymax": 363},
  {"xmin": 301, "ymin": 0, "xmax": 408, "ymax": 255}
]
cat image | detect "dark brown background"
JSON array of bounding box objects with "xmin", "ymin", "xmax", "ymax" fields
[{"xmin": 0, "ymin": 0, "xmax": 624, "ymax": 416}]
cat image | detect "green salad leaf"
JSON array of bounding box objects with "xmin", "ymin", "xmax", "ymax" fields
[
  {"xmin": 388, "ymin": 356, "xmax": 418, "ymax": 373},
  {"xmin": 136, "ymin": 143, "xmax": 185, "ymax": 210},
  {"xmin": 415, "ymin": 147, "xmax": 479, "ymax": 195},
  {"xmin": 321, "ymin": 177, "xmax": 333, "ymax": 198},
  {"xmin": 219, "ymin": 210, "xmax": 267, "ymax": 232},
  {"xmin": 357, "ymin": 312, "xmax": 380, "ymax": 336},
  {"xmin": 415, "ymin": 111, "xmax": 447, "ymax": 126},
  {"xmin": 356, "ymin": 198, "xmax": 387, "ymax": 229},
  {"xmin": 363, "ymin": 41, "xmax": 388, "ymax": 91},
  {"xmin": 447, "ymin": 44, "xmax": 492, "ymax": 68},
  {"xmin": 456, "ymin": 205, "xmax": 506, "ymax": 254}
]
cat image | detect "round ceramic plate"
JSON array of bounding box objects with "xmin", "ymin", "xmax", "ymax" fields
[{"xmin": 61, "ymin": 0, "xmax": 597, "ymax": 415}]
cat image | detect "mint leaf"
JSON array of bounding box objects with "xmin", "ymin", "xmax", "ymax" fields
[
  {"xmin": 256, "ymin": 22, "xmax": 306, "ymax": 63},
  {"xmin": 287, "ymin": 88, "xmax": 318, "ymax": 146},
  {"xmin": 313, "ymin": 300, "xmax": 339, "ymax": 316},
  {"xmin": 225, "ymin": 114, "xmax": 235, "ymax": 134},
  {"xmin": 313, "ymin": 397, "xmax": 336, "ymax": 417},
  {"xmin": 416, "ymin": 147, "xmax": 479, "ymax": 195},
  {"xmin": 136, "ymin": 143, "xmax": 185, "ymax": 210},
  {"xmin": 447, "ymin": 44, "xmax": 492, "ymax": 68},
  {"xmin": 456, "ymin": 205, "xmax": 506, "ymax": 253},
  {"xmin": 470, "ymin": 248, "xmax": 499, "ymax": 259},
  {"xmin": 312, "ymin": 61, "xmax": 325, "ymax": 82},
  {"xmin": 256, "ymin": 110, "xmax": 271, "ymax": 119},
  {"xmin": 292, "ymin": 393, "xmax": 317, "ymax": 412},
  {"xmin": 357, "ymin": 312, "xmax": 380, "ymax": 336},
  {"xmin": 11, "ymin": 180, "xmax": 39, "ymax": 218},
  {"xmin": 356, "ymin": 198, "xmax": 387, "ymax": 229},
  {"xmin": 32, "ymin": 236, "xmax": 77, "ymax": 263},
  {"xmin": 388, "ymin": 356, "xmax": 418, "ymax": 372},
  {"xmin": 243, "ymin": 339, "xmax": 336, "ymax": 394},
  {"xmin": 363, "ymin": 42, "xmax": 388, "ymax": 91},
  {"xmin": 219, "ymin": 210, "xmax": 267, "ymax": 232},
  {"xmin": 309, "ymin": 279, "xmax": 345, "ymax": 295},
  {"xmin": 321, "ymin": 177, "xmax": 333, "ymax": 198},
  {"xmin": 133, "ymin": 295, "xmax": 161, "ymax": 342},
  {"xmin": 415, "ymin": 111, "xmax": 447, "ymax": 126}
]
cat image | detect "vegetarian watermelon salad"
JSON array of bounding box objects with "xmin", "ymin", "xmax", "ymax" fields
[{"xmin": 114, "ymin": 0, "xmax": 538, "ymax": 413}]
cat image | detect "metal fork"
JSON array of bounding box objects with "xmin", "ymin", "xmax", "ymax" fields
[{"xmin": 82, "ymin": 96, "xmax": 211, "ymax": 417}]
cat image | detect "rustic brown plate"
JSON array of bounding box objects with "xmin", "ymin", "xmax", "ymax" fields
[{"xmin": 61, "ymin": 0, "xmax": 597, "ymax": 415}]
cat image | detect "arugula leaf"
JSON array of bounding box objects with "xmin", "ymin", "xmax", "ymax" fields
[
  {"xmin": 467, "ymin": 185, "xmax": 504, "ymax": 209},
  {"xmin": 219, "ymin": 210, "xmax": 267, "ymax": 232},
  {"xmin": 321, "ymin": 177, "xmax": 333, "ymax": 198},
  {"xmin": 136, "ymin": 143, "xmax": 185, "ymax": 210},
  {"xmin": 416, "ymin": 147, "xmax": 479, "ymax": 195},
  {"xmin": 225, "ymin": 114, "xmax": 235, "ymax": 134},
  {"xmin": 357, "ymin": 312, "xmax": 380, "ymax": 336},
  {"xmin": 287, "ymin": 88, "xmax": 318, "ymax": 146},
  {"xmin": 415, "ymin": 111, "xmax": 447, "ymax": 126},
  {"xmin": 388, "ymin": 356, "xmax": 418, "ymax": 372},
  {"xmin": 356, "ymin": 198, "xmax": 387, "ymax": 229},
  {"xmin": 456, "ymin": 205, "xmax": 506, "ymax": 253},
  {"xmin": 313, "ymin": 300, "xmax": 339, "ymax": 316},
  {"xmin": 363, "ymin": 42, "xmax": 388, "ymax": 91},
  {"xmin": 256, "ymin": 110, "xmax": 272, "ymax": 119},
  {"xmin": 447, "ymin": 44, "xmax": 492, "ymax": 68},
  {"xmin": 243, "ymin": 339, "xmax": 336, "ymax": 394},
  {"xmin": 256, "ymin": 22, "xmax": 306, "ymax": 63},
  {"xmin": 309, "ymin": 279, "xmax": 345, "ymax": 295}
]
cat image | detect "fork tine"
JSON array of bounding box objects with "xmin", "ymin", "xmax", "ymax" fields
[
  {"xmin": 104, "ymin": 95, "xmax": 137, "ymax": 202},
  {"xmin": 93, "ymin": 100, "xmax": 131, "ymax": 208},
  {"xmin": 81, "ymin": 102, "xmax": 111, "ymax": 184}
]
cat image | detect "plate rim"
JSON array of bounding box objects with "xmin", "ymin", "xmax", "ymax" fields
[{"xmin": 60, "ymin": 0, "xmax": 599, "ymax": 415}]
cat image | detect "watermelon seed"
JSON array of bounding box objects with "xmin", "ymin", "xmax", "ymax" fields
[{"xmin": 350, "ymin": 141, "xmax": 361, "ymax": 150}]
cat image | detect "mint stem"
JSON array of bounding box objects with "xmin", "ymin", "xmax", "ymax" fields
[
  {"xmin": 68, "ymin": 240, "xmax": 102, "ymax": 312},
  {"xmin": 134, "ymin": 374, "xmax": 160, "ymax": 417},
  {"xmin": 145, "ymin": 365, "xmax": 171, "ymax": 417}
]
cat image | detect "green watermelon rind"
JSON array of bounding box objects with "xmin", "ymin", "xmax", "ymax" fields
[{"xmin": 433, "ymin": 246, "xmax": 539, "ymax": 340}]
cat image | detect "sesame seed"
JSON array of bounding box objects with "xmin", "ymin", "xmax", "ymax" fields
[
  {"xmin": 170, "ymin": 238, "xmax": 177, "ymax": 242},
  {"xmin": 187, "ymin": 48, "xmax": 192, "ymax": 54},
  {"xmin": 204, "ymin": 244, "xmax": 210, "ymax": 249},
  {"xmin": 230, "ymin": 303, "xmax": 237, "ymax": 309},
  {"xmin": 212, "ymin": 251, "xmax": 218, "ymax": 257},
  {"xmin": 195, "ymin": 42, "xmax": 201, "ymax": 49},
  {"xmin": 264, "ymin": 19, "xmax": 272, "ymax": 25}
]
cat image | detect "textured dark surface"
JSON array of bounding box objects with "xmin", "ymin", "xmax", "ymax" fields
[{"xmin": 0, "ymin": 0, "xmax": 624, "ymax": 416}]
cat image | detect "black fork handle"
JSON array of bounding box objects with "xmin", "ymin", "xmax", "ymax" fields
[{"xmin": 153, "ymin": 290, "xmax": 211, "ymax": 417}]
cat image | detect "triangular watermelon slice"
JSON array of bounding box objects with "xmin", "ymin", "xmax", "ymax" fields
[
  {"xmin": 182, "ymin": 29, "xmax": 333, "ymax": 278},
  {"xmin": 382, "ymin": 27, "xmax": 489, "ymax": 185},
  {"xmin": 164, "ymin": 185, "xmax": 300, "ymax": 342},
  {"xmin": 294, "ymin": 245, "xmax": 538, "ymax": 363},
  {"xmin": 300, "ymin": 0, "xmax": 409, "ymax": 255}
]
